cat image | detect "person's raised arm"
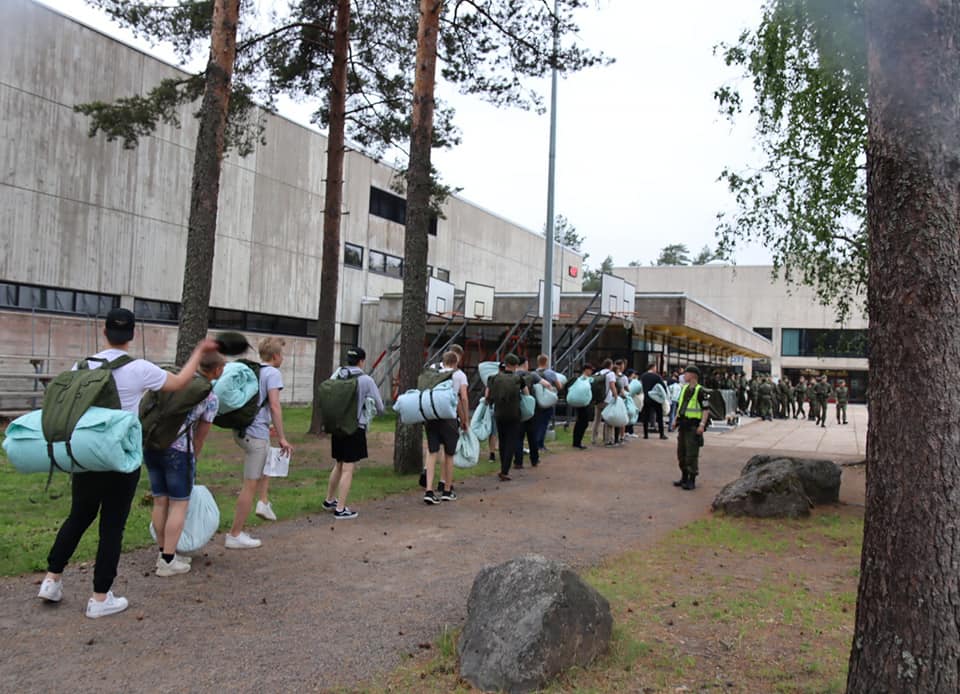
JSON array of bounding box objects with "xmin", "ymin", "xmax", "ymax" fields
[{"xmin": 161, "ymin": 339, "xmax": 220, "ymax": 391}]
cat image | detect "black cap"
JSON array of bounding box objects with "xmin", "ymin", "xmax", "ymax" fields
[
  {"xmin": 104, "ymin": 308, "xmax": 135, "ymax": 344},
  {"xmin": 215, "ymin": 331, "xmax": 251, "ymax": 356},
  {"xmin": 346, "ymin": 347, "xmax": 366, "ymax": 365},
  {"xmin": 684, "ymin": 365, "xmax": 701, "ymax": 378}
]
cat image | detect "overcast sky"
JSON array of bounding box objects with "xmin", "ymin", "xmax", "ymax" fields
[{"xmin": 41, "ymin": 0, "xmax": 771, "ymax": 269}]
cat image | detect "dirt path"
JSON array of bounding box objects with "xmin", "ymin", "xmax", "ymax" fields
[{"xmin": 0, "ymin": 425, "xmax": 864, "ymax": 693}]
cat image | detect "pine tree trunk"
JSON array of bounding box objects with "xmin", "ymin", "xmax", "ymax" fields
[
  {"xmin": 174, "ymin": 0, "xmax": 240, "ymax": 365},
  {"xmin": 309, "ymin": 0, "xmax": 350, "ymax": 435},
  {"xmin": 392, "ymin": 0, "xmax": 442, "ymax": 474},
  {"xmin": 847, "ymin": 1, "xmax": 960, "ymax": 691}
]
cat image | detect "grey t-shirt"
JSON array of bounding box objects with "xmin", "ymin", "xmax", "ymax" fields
[{"xmin": 245, "ymin": 364, "xmax": 283, "ymax": 440}]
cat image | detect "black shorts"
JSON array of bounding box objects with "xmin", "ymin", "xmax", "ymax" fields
[
  {"xmin": 331, "ymin": 428, "xmax": 368, "ymax": 463},
  {"xmin": 425, "ymin": 419, "xmax": 460, "ymax": 455}
]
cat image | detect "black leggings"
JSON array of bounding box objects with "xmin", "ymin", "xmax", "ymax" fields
[
  {"xmin": 641, "ymin": 400, "xmax": 664, "ymax": 437},
  {"xmin": 496, "ymin": 418, "xmax": 522, "ymax": 475},
  {"xmin": 572, "ymin": 406, "xmax": 592, "ymax": 446},
  {"xmin": 47, "ymin": 469, "xmax": 141, "ymax": 593}
]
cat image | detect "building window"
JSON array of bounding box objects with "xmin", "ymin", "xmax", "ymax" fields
[
  {"xmin": 780, "ymin": 328, "xmax": 868, "ymax": 358},
  {"xmin": 344, "ymin": 243, "xmax": 364, "ymax": 269},
  {"xmin": 436, "ymin": 268, "xmax": 450, "ymax": 282},
  {"xmin": 75, "ymin": 292, "xmax": 117, "ymax": 317},
  {"xmin": 209, "ymin": 307, "xmax": 245, "ymax": 330},
  {"xmin": 369, "ymin": 185, "xmax": 439, "ymax": 235},
  {"xmin": 753, "ymin": 327, "xmax": 773, "ymax": 340},
  {"xmin": 339, "ymin": 323, "xmax": 360, "ymax": 348},
  {"xmin": 0, "ymin": 281, "xmax": 118, "ymax": 317},
  {"xmin": 369, "ymin": 249, "xmax": 403, "ymax": 278},
  {"xmin": 135, "ymin": 298, "xmax": 179, "ymax": 323}
]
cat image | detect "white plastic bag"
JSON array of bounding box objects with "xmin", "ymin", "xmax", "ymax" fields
[
  {"xmin": 601, "ymin": 398, "xmax": 628, "ymax": 427},
  {"xmin": 149, "ymin": 484, "xmax": 220, "ymax": 554},
  {"xmin": 454, "ymin": 429, "xmax": 480, "ymax": 468},
  {"xmin": 520, "ymin": 394, "xmax": 536, "ymax": 422},
  {"xmin": 533, "ymin": 383, "xmax": 558, "ymax": 408},
  {"xmin": 470, "ymin": 400, "xmax": 493, "ymax": 440},
  {"xmin": 263, "ymin": 447, "xmax": 290, "ymax": 477}
]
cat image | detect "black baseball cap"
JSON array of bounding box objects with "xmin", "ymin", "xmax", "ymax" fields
[
  {"xmin": 685, "ymin": 365, "xmax": 701, "ymax": 378},
  {"xmin": 504, "ymin": 354, "xmax": 520, "ymax": 366},
  {"xmin": 105, "ymin": 308, "xmax": 135, "ymax": 344},
  {"xmin": 346, "ymin": 347, "xmax": 366, "ymax": 365}
]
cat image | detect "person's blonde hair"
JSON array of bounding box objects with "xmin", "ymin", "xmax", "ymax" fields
[
  {"xmin": 259, "ymin": 336, "xmax": 286, "ymax": 361},
  {"xmin": 537, "ymin": 354, "xmax": 549, "ymax": 368},
  {"xmin": 449, "ymin": 344, "xmax": 464, "ymax": 357},
  {"xmin": 442, "ymin": 351, "xmax": 459, "ymax": 367}
]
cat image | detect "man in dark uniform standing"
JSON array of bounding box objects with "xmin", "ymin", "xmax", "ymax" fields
[
  {"xmin": 814, "ymin": 375, "xmax": 831, "ymax": 428},
  {"xmin": 835, "ymin": 379, "xmax": 849, "ymax": 424},
  {"xmin": 673, "ymin": 365, "xmax": 711, "ymax": 491}
]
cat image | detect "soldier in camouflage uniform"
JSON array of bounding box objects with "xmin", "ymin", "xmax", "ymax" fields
[
  {"xmin": 758, "ymin": 377, "xmax": 774, "ymax": 421},
  {"xmin": 673, "ymin": 365, "xmax": 711, "ymax": 490},
  {"xmin": 835, "ymin": 379, "xmax": 849, "ymax": 424},
  {"xmin": 793, "ymin": 377, "xmax": 807, "ymax": 419},
  {"xmin": 813, "ymin": 375, "xmax": 832, "ymax": 428}
]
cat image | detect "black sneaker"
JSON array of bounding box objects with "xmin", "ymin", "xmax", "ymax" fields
[
  {"xmin": 437, "ymin": 481, "xmax": 446, "ymax": 494},
  {"xmin": 488, "ymin": 452, "xmax": 496, "ymax": 462},
  {"xmin": 441, "ymin": 488, "xmax": 458, "ymax": 501},
  {"xmin": 334, "ymin": 507, "xmax": 358, "ymax": 519},
  {"xmin": 419, "ymin": 469, "xmax": 427, "ymax": 488},
  {"xmin": 321, "ymin": 499, "xmax": 337, "ymax": 512},
  {"xmin": 424, "ymin": 491, "xmax": 440, "ymax": 505}
]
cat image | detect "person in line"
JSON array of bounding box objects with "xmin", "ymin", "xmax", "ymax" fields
[
  {"xmin": 323, "ymin": 347, "xmax": 384, "ymax": 519},
  {"xmin": 486, "ymin": 354, "xmax": 528, "ymax": 481},
  {"xmin": 835, "ymin": 379, "xmax": 849, "ymax": 424},
  {"xmin": 673, "ymin": 365, "xmax": 711, "ymax": 491},
  {"xmin": 225, "ymin": 337, "xmax": 293, "ymax": 548},
  {"xmin": 814, "ymin": 375, "xmax": 832, "ymax": 428},
  {"xmin": 639, "ymin": 363, "xmax": 668, "ymax": 440},
  {"xmin": 516, "ymin": 357, "xmax": 553, "ymax": 468},
  {"xmin": 39, "ymin": 308, "xmax": 219, "ymax": 618},
  {"xmin": 571, "ymin": 363, "xmax": 595, "ymax": 450},
  {"xmin": 532, "ymin": 353, "xmax": 562, "ymax": 453},
  {"xmin": 757, "ymin": 376, "xmax": 775, "ymax": 421},
  {"xmin": 794, "ymin": 376, "xmax": 807, "ymax": 419},
  {"xmin": 667, "ymin": 371, "xmax": 682, "ymax": 432},
  {"xmin": 591, "ymin": 359, "xmax": 619, "ymax": 446},
  {"xmin": 613, "ymin": 360, "xmax": 629, "ymax": 445},
  {"xmin": 147, "ymin": 350, "xmax": 225, "ymax": 577},
  {"xmin": 423, "ymin": 351, "xmax": 469, "ymax": 504}
]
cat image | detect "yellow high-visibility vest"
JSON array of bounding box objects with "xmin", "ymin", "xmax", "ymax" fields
[{"xmin": 679, "ymin": 384, "xmax": 703, "ymax": 419}]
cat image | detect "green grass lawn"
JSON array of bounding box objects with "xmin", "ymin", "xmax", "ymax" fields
[{"xmin": 0, "ymin": 407, "xmax": 575, "ymax": 577}]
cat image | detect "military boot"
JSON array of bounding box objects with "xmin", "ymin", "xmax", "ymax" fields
[
  {"xmin": 673, "ymin": 472, "xmax": 688, "ymax": 487},
  {"xmin": 682, "ymin": 475, "xmax": 697, "ymax": 490}
]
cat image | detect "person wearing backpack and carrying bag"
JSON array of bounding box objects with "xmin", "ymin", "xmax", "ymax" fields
[
  {"xmin": 141, "ymin": 350, "xmax": 225, "ymax": 577},
  {"xmin": 320, "ymin": 347, "xmax": 384, "ymax": 519},
  {"xmin": 422, "ymin": 351, "xmax": 469, "ymax": 504},
  {"xmin": 38, "ymin": 309, "xmax": 220, "ymax": 618},
  {"xmin": 485, "ymin": 354, "xmax": 529, "ymax": 481},
  {"xmin": 225, "ymin": 337, "xmax": 293, "ymax": 549}
]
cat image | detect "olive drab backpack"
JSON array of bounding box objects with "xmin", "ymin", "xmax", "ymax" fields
[
  {"xmin": 489, "ymin": 372, "xmax": 523, "ymax": 421},
  {"xmin": 212, "ymin": 359, "xmax": 265, "ymax": 433},
  {"xmin": 590, "ymin": 372, "xmax": 608, "ymax": 404},
  {"xmin": 416, "ymin": 367, "xmax": 454, "ymax": 391},
  {"xmin": 140, "ymin": 375, "xmax": 212, "ymax": 451},
  {"xmin": 316, "ymin": 369, "xmax": 361, "ymax": 436},
  {"xmin": 40, "ymin": 354, "xmax": 134, "ymax": 473}
]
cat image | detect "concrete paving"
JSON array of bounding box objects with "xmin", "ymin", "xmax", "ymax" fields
[{"xmin": 710, "ymin": 404, "xmax": 867, "ymax": 458}]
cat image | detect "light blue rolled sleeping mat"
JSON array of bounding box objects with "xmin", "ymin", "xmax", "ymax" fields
[
  {"xmin": 393, "ymin": 381, "xmax": 459, "ymax": 424},
  {"xmin": 477, "ymin": 361, "xmax": 501, "ymax": 387},
  {"xmin": 149, "ymin": 484, "xmax": 220, "ymax": 554},
  {"xmin": 2, "ymin": 407, "xmax": 143, "ymax": 474},
  {"xmin": 213, "ymin": 361, "xmax": 259, "ymax": 414}
]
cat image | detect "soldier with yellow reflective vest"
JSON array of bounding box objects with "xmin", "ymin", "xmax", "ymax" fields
[{"xmin": 673, "ymin": 365, "xmax": 711, "ymax": 491}]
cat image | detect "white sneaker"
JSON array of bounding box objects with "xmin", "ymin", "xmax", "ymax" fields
[
  {"xmin": 225, "ymin": 531, "xmax": 262, "ymax": 549},
  {"xmin": 37, "ymin": 577, "xmax": 62, "ymax": 603},
  {"xmin": 156, "ymin": 553, "xmax": 193, "ymax": 569},
  {"xmin": 85, "ymin": 591, "xmax": 129, "ymax": 619},
  {"xmin": 255, "ymin": 501, "xmax": 277, "ymax": 521},
  {"xmin": 156, "ymin": 556, "xmax": 191, "ymax": 577}
]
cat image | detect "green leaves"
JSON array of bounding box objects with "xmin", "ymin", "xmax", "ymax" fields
[{"xmin": 715, "ymin": 0, "xmax": 867, "ymax": 321}]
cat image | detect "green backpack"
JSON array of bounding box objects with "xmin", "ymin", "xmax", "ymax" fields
[
  {"xmin": 212, "ymin": 359, "xmax": 265, "ymax": 432},
  {"xmin": 417, "ymin": 367, "xmax": 454, "ymax": 391},
  {"xmin": 40, "ymin": 354, "xmax": 134, "ymax": 471},
  {"xmin": 590, "ymin": 372, "xmax": 608, "ymax": 404},
  {"xmin": 140, "ymin": 374, "xmax": 212, "ymax": 451},
  {"xmin": 489, "ymin": 372, "xmax": 522, "ymax": 421},
  {"xmin": 317, "ymin": 370, "xmax": 361, "ymax": 436}
]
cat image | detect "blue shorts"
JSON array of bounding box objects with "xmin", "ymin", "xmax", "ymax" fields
[{"xmin": 144, "ymin": 448, "xmax": 194, "ymax": 501}]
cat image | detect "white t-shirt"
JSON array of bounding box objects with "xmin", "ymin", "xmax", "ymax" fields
[
  {"xmin": 441, "ymin": 367, "xmax": 469, "ymax": 395},
  {"xmin": 599, "ymin": 368, "xmax": 617, "ymax": 404},
  {"xmin": 79, "ymin": 348, "xmax": 168, "ymax": 413}
]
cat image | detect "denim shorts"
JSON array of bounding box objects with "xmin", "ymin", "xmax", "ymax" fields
[{"xmin": 144, "ymin": 448, "xmax": 195, "ymax": 501}]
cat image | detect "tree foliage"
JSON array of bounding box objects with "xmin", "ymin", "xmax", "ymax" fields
[
  {"xmin": 553, "ymin": 214, "xmax": 584, "ymax": 253},
  {"xmin": 655, "ymin": 243, "xmax": 691, "ymax": 266},
  {"xmin": 692, "ymin": 244, "xmax": 718, "ymax": 265},
  {"xmin": 582, "ymin": 255, "xmax": 613, "ymax": 292},
  {"xmin": 715, "ymin": 0, "xmax": 867, "ymax": 320}
]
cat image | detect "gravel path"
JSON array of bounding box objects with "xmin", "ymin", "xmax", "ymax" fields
[{"xmin": 0, "ymin": 428, "xmax": 862, "ymax": 693}]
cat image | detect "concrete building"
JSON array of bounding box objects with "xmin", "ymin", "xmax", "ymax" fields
[
  {"xmin": 614, "ymin": 265, "xmax": 869, "ymax": 401},
  {"xmin": 0, "ymin": 0, "xmax": 583, "ymax": 407}
]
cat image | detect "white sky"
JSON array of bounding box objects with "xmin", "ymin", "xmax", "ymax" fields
[{"xmin": 40, "ymin": 0, "xmax": 772, "ymax": 269}]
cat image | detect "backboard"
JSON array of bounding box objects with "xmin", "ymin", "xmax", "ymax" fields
[
  {"xmin": 600, "ymin": 274, "xmax": 625, "ymax": 317},
  {"xmin": 464, "ymin": 281, "xmax": 495, "ymax": 321},
  {"xmin": 426, "ymin": 276, "xmax": 456, "ymax": 316},
  {"xmin": 538, "ymin": 280, "xmax": 562, "ymax": 319},
  {"xmin": 622, "ymin": 282, "xmax": 636, "ymax": 315}
]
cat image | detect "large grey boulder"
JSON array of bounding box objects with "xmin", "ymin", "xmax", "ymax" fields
[
  {"xmin": 712, "ymin": 459, "xmax": 812, "ymax": 518},
  {"xmin": 458, "ymin": 554, "xmax": 612, "ymax": 693},
  {"xmin": 742, "ymin": 454, "xmax": 842, "ymax": 504}
]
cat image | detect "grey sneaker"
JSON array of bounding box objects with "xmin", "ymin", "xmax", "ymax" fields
[{"xmin": 156, "ymin": 556, "xmax": 191, "ymax": 577}]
